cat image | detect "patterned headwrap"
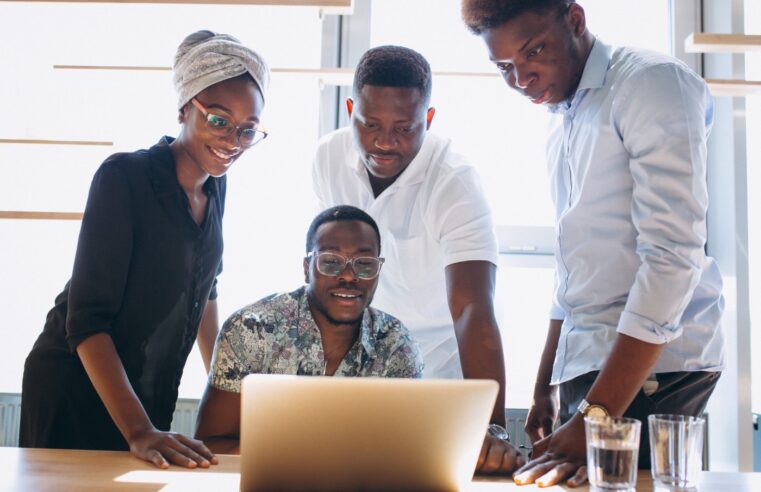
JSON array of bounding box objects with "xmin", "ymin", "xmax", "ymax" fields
[{"xmin": 173, "ymin": 30, "xmax": 270, "ymax": 109}]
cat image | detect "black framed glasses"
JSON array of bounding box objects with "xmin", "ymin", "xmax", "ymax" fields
[
  {"xmin": 307, "ymin": 252, "xmax": 385, "ymax": 280},
  {"xmin": 191, "ymin": 98, "xmax": 268, "ymax": 147}
]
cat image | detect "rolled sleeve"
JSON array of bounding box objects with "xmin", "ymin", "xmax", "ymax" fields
[
  {"xmin": 550, "ymin": 303, "xmax": 566, "ymax": 321},
  {"xmin": 65, "ymin": 161, "xmax": 133, "ymax": 351},
  {"xmin": 617, "ymin": 310, "xmax": 684, "ymax": 344},
  {"xmin": 550, "ymin": 275, "xmax": 566, "ymax": 320},
  {"xmin": 616, "ymin": 63, "xmax": 712, "ymax": 344}
]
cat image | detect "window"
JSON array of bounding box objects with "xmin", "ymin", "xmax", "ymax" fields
[{"xmin": 0, "ymin": 1, "xmax": 680, "ymax": 409}]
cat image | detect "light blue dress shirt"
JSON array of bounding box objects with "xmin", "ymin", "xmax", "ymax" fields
[{"xmin": 547, "ymin": 39, "xmax": 725, "ymax": 385}]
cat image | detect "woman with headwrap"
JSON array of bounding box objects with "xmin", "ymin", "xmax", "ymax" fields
[{"xmin": 19, "ymin": 31, "xmax": 269, "ymax": 468}]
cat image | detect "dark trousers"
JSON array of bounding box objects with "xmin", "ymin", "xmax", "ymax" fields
[{"xmin": 559, "ymin": 371, "xmax": 720, "ymax": 469}]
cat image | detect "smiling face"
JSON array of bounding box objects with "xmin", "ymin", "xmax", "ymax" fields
[
  {"xmin": 177, "ymin": 74, "xmax": 264, "ymax": 178},
  {"xmin": 348, "ymin": 85, "xmax": 434, "ymax": 187},
  {"xmin": 304, "ymin": 220, "xmax": 381, "ymax": 329},
  {"xmin": 480, "ymin": 3, "xmax": 592, "ymax": 105}
]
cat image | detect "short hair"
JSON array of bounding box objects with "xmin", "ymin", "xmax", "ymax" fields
[
  {"xmin": 306, "ymin": 205, "xmax": 381, "ymax": 254},
  {"xmin": 462, "ymin": 0, "xmax": 574, "ymax": 34},
  {"xmin": 353, "ymin": 45, "xmax": 432, "ymax": 105}
]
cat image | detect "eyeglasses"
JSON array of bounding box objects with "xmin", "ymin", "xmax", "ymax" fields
[
  {"xmin": 307, "ymin": 252, "xmax": 385, "ymax": 280},
  {"xmin": 191, "ymin": 98, "xmax": 268, "ymax": 147}
]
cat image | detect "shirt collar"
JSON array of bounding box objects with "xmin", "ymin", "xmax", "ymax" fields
[
  {"xmin": 149, "ymin": 136, "xmax": 219, "ymax": 198},
  {"xmin": 577, "ymin": 38, "xmax": 611, "ymax": 92},
  {"xmin": 548, "ymin": 38, "xmax": 612, "ymax": 114},
  {"xmin": 357, "ymin": 308, "xmax": 378, "ymax": 358}
]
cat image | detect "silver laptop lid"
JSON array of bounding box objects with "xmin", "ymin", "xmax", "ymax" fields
[{"xmin": 240, "ymin": 375, "xmax": 497, "ymax": 492}]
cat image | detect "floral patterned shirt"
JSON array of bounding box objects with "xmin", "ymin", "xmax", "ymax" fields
[{"xmin": 210, "ymin": 286, "xmax": 424, "ymax": 392}]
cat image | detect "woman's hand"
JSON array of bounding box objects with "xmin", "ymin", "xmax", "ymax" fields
[
  {"xmin": 77, "ymin": 334, "xmax": 217, "ymax": 469},
  {"xmin": 128, "ymin": 427, "xmax": 218, "ymax": 469}
]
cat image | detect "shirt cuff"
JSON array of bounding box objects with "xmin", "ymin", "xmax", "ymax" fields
[
  {"xmin": 549, "ymin": 304, "xmax": 566, "ymax": 320},
  {"xmin": 616, "ymin": 310, "xmax": 683, "ymax": 344},
  {"xmin": 443, "ymin": 250, "xmax": 499, "ymax": 268}
]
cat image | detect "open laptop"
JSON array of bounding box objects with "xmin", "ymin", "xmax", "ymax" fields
[{"xmin": 239, "ymin": 374, "xmax": 498, "ymax": 492}]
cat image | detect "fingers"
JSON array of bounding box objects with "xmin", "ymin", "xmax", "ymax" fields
[
  {"xmin": 566, "ymin": 465, "xmax": 588, "ymax": 488},
  {"xmin": 526, "ymin": 417, "xmax": 556, "ymax": 444},
  {"xmin": 535, "ymin": 461, "xmax": 581, "ymax": 487},
  {"xmin": 162, "ymin": 446, "xmax": 200, "ymax": 468},
  {"xmin": 513, "ymin": 454, "xmax": 556, "ymax": 485},
  {"xmin": 131, "ymin": 431, "xmax": 219, "ymax": 469},
  {"xmin": 541, "ymin": 420, "xmax": 554, "ymax": 440},
  {"xmin": 503, "ymin": 445, "xmax": 525, "ymax": 471},
  {"xmin": 524, "ymin": 407, "xmax": 542, "ymax": 443},
  {"xmin": 513, "ymin": 455, "xmax": 552, "ymax": 485},
  {"xmin": 176, "ymin": 434, "xmax": 218, "ymax": 466},
  {"xmin": 476, "ymin": 437, "xmax": 523, "ymax": 474},
  {"xmin": 532, "ymin": 435, "xmax": 550, "ymax": 458},
  {"xmin": 525, "ymin": 422, "xmax": 543, "ymax": 444},
  {"xmin": 515, "ymin": 453, "xmax": 585, "ymax": 487},
  {"xmin": 147, "ymin": 449, "xmax": 169, "ymax": 469}
]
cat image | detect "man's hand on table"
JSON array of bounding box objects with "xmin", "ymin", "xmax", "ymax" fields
[
  {"xmin": 525, "ymin": 385, "xmax": 559, "ymax": 443},
  {"xmin": 476, "ymin": 435, "xmax": 525, "ymax": 474},
  {"xmin": 513, "ymin": 413, "xmax": 588, "ymax": 487},
  {"xmin": 128, "ymin": 428, "xmax": 219, "ymax": 469}
]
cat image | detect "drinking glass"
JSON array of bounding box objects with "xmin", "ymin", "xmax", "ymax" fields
[
  {"xmin": 648, "ymin": 414, "xmax": 705, "ymax": 489},
  {"xmin": 585, "ymin": 416, "xmax": 641, "ymax": 490}
]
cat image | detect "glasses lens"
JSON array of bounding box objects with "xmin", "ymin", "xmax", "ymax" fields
[
  {"xmin": 206, "ymin": 114, "xmax": 232, "ymax": 135},
  {"xmin": 315, "ymin": 253, "xmax": 346, "ymax": 276},
  {"xmin": 239, "ymin": 128, "xmax": 267, "ymax": 147},
  {"xmin": 352, "ymin": 257, "xmax": 381, "ymax": 279},
  {"xmin": 314, "ymin": 253, "xmax": 381, "ymax": 278}
]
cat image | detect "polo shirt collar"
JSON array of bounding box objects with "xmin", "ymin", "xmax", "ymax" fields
[{"xmin": 351, "ymin": 131, "xmax": 435, "ymax": 193}]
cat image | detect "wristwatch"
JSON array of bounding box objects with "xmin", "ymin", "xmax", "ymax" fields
[
  {"xmin": 577, "ymin": 398, "xmax": 609, "ymax": 418},
  {"xmin": 486, "ymin": 423, "xmax": 510, "ymax": 442}
]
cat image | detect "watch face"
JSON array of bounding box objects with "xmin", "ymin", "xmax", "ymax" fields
[
  {"xmin": 487, "ymin": 424, "xmax": 509, "ymax": 441},
  {"xmin": 587, "ymin": 406, "xmax": 608, "ymax": 418}
]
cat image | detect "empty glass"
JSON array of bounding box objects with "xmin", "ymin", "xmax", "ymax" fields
[
  {"xmin": 648, "ymin": 414, "xmax": 705, "ymax": 489},
  {"xmin": 585, "ymin": 416, "xmax": 641, "ymax": 490}
]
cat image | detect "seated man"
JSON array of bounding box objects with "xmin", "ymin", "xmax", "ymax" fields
[{"xmin": 195, "ymin": 205, "xmax": 423, "ymax": 452}]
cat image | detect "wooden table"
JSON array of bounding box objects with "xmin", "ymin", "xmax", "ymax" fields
[{"xmin": 1, "ymin": 447, "xmax": 760, "ymax": 491}]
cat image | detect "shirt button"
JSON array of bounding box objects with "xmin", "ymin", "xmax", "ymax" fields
[{"xmin": 194, "ymin": 301, "xmax": 199, "ymax": 308}]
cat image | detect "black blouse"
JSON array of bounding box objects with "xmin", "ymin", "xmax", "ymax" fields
[{"xmin": 21, "ymin": 137, "xmax": 225, "ymax": 449}]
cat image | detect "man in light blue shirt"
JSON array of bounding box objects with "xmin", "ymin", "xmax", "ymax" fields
[{"xmin": 463, "ymin": 0, "xmax": 724, "ymax": 486}]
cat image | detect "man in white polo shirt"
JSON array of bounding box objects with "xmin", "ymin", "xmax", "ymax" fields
[{"xmin": 312, "ymin": 45, "xmax": 522, "ymax": 474}]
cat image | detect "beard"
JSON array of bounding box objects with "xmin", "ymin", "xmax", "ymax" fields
[
  {"xmin": 306, "ymin": 284, "xmax": 372, "ymax": 329},
  {"xmin": 320, "ymin": 310, "xmax": 364, "ymax": 328}
]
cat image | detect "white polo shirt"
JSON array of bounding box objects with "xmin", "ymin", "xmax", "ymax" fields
[{"xmin": 312, "ymin": 127, "xmax": 498, "ymax": 378}]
